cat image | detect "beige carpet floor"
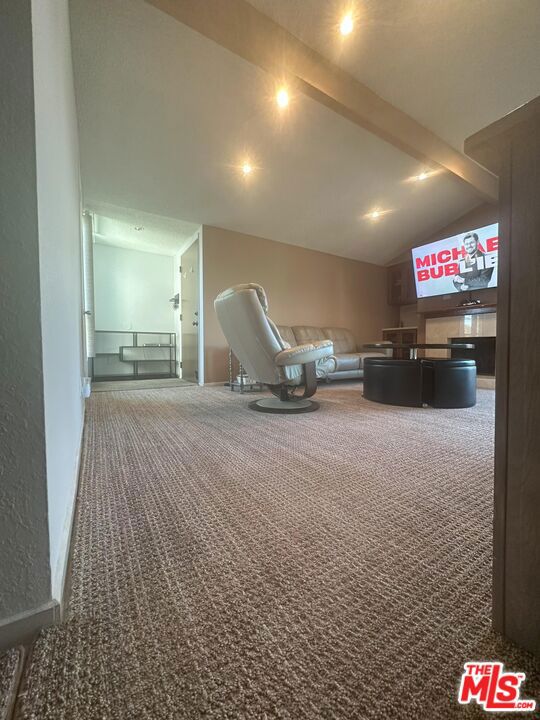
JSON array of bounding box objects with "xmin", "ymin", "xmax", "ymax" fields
[
  {"xmin": 0, "ymin": 648, "xmax": 22, "ymax": 720},
  {"xmin": 14, "ymin": 385, "xmax": 540, "ymax": 719}
]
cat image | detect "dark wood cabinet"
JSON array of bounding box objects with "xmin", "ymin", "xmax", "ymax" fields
[
  {"xmin": 466, "ymin": 96, "xmax": 540, "ymax": 656},
  {"xmin": 387, "ymin": 261, "xmax": 416, "ymax": 306},
  {"xmin": 382, "ymin": 327, "xmax": 418, "ymax": 359}
]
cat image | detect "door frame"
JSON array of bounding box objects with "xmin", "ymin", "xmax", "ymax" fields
[{"xmin": 178, "ymin": 228, "xmax": 204, "ymax": 385}]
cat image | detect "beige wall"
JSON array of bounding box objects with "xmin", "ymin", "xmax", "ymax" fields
[{"xmin": 203, "ymin": 226, "xmax": 398, "ymax": 382}]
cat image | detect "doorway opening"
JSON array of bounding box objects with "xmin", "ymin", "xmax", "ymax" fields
[
  {"xmin": 82, "ymin": 207, "xmax": 203, "ymax": 390},
  {"xmin": 177, "ymin": 233, "xmax": 203, "ymax": 384}
]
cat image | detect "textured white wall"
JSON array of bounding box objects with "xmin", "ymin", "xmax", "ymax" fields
[
  {"xmin": 32, "ymin": 0, "xmax": 86, "ymax": 602},
  {"xmin": 94, "ymin": 244, "xmax": 175, "ymax": 332},
  {"xmin": 0, "ymin": 1, "xmax": 52, "ymax": 621}
]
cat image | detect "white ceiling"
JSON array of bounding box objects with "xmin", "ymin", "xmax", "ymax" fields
[
  {"xmin": 90, "ymin": 203, "xmax": 199, "ymax": 255},
  {"xmin": 69, "ymin": 0, "xmax": 517, "ymax": 265},
  {"xmin": 248, "ymin": 0, "xmax": 540, "ymax": 150}
]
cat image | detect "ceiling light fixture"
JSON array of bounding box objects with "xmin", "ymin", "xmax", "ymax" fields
[
  {"xmin": 241, "ymin": 162, "xmax": 253, "ymax": 176},
  {"xmin": 340, "ymin": 13, "xmax": 354, "ymax": 36},
  {"xmin": 276, "ymin": 87, "xmax": 289, "ymax": 109},
  {"xmin": 364, "ymin": 209, "xmax": 388, "ymax": 221},
  {"xmin": 405, "ymin": 169, "xmax": 440, "ymax": 184},
  {"xmin": 134, "ymin": 226, "xmax": 144, "ymax": 231}
]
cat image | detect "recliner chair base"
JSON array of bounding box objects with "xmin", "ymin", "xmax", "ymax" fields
[
  {"xmin": 250, "ymin": 360, "xmax": 321, "ymax": 412},
  {"xmin": 248, "ymin": 398, "xmax": 320, "ymax": 414}
]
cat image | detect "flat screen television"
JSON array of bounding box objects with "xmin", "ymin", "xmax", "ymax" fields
[{"xmin": 411, "ymin": 223, "xmax": 499, "ymax": 299}]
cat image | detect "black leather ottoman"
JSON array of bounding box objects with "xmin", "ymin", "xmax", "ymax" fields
[
  {"xmin": 421, "ymin": 358, "xmax": 477, "ymax": 408},
  {"xmin": 363, "ymin": 358, "xmax": 423, "ymax": 407}
]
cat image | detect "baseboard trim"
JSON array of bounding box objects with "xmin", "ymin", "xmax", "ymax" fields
[
  {"xmin": 477, "ymin": 375, "xmax": 496, "ymax": 390},
  {"xmin": 55, "ymin": 412, "xmax": 85, "ymax": 620},
  {"xmin": 0, "ymin": 601, "xmax": 59, "ymax": 653},
  {"xmin": 0, "ymin": 407, "xmax": 86, "ymax": 653}
]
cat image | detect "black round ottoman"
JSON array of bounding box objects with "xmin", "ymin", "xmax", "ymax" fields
[
  {"xmin": 421, "ymin": 358, "xmax": 477, "ymax": 408},
  {"xmin": 363, "ymin": 358, "xmax": 423, "ymax": 407}
]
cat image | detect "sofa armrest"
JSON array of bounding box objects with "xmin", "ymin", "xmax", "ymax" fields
[{"xmin": 275, "ymin": 340, "xmax": 333, "ymax": 367}]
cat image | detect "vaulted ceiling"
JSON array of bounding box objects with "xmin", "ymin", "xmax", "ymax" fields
[
  {"xmin": 70, "ymin": 0, "xmax": 540, "ymax": 264},
  {"xmin": 247, "ymin": 0, "xmax": 540, "ymax": 151}
]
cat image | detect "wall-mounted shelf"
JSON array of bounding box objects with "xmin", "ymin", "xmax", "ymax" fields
[
  {"xmin": 421, "ymin": 303, "xmax": 497, "ymax": 319},
  {"xmin": 92, "ymin": 331, "xmax": 177, "ymax": 381}
]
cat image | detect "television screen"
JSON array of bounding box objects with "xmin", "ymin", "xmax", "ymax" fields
[{"xmin": 411, "ymin": 223, "xmax": 499, "ymax": 299}]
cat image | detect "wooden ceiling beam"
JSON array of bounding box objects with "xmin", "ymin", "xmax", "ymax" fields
[{"xmin": 146, "ymin": 0, "xmax": 498, "ymax": 203}]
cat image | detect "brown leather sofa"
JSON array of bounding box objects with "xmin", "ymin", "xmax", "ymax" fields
[{"xmin": 277, "ymin": 325, "xmax": 389, "ymax": 381}]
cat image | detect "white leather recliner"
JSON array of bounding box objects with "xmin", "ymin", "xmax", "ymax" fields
[{"xmin": 214, "ymin": 284, "xmax": 336, "ymax": 413}]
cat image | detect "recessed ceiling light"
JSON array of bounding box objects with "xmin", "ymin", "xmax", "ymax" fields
[
  {"xmin": 364, "ymin": 209, "xmax": 389, "ymax": 221},
  {"xmin": 340, "ymin": 13, "xmax": 354, "ymax": 36},
  {"xmin": 405, "ymin": 169, "xmax": 440, "ymax": 184},
  {"xmin": 242, "ymin": 163, "xmax": 253, "ymax": 176},
  {"xmin": 276, "ymin": 87, "xmax": 289, "ymax": 109}
]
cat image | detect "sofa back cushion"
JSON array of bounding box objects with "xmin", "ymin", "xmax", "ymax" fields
[
  {"xmin": 322, "ymin": 327, "xmax": 357, "ymax": 354},
  {"xmin": 277, "ymin": 325, "xmax": 297, "ymax": 348},
  {"xmin": 292, "ymin": 326, "xmax": 327, "ymax": 346}
]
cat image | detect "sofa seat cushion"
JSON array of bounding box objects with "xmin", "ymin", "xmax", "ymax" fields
[
  {"xmin": 322, "ymin": 327, "xmax": 357, "ymax": 354},
  {"xmin": 332, "ymin": 351, "xmax": 389, "ymax": 373},
  {"xmin": 334, "ymin": 353, "xmax": 362, "ymax": 372}
]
